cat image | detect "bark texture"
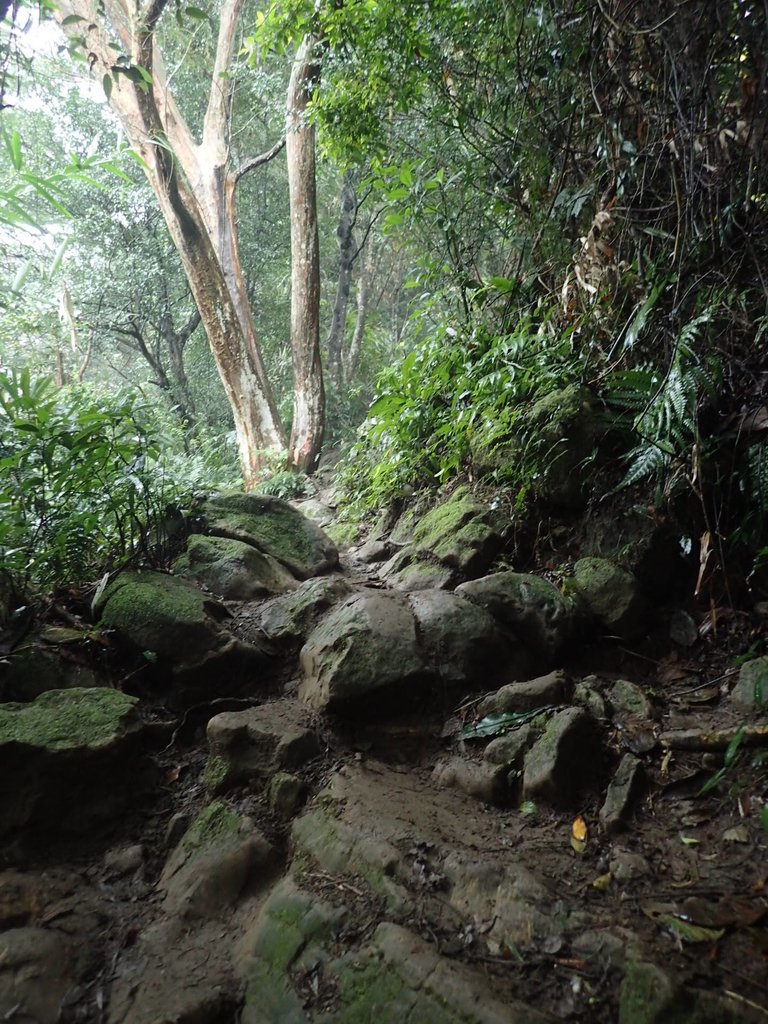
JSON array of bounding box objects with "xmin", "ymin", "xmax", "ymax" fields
[
  {"xmin": 326, "ymin": 172, "xmax": 358, "ymax": 388},
  {"xmin": 54, "ymin": 0, "xmax": 286, "ymax": 488},
  {"xmin": 286, "ymin": 35, "xmax": 325, "ymax": 473}
]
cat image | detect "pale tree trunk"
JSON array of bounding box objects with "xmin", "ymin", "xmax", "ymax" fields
[
  {"xmin": 54, "ymin": 0, "xmax": 286, "ymax": 489},
  {"xmin": 326, "ymin": 171, "xmax": 358, "ymax": 388},
  {"xmin": 286, "ymin": 35, "xmax": 325, "ymax": 473},
  {"xmin": 344, "ymin": 245, "xmax": 372, "ymax": 381}
]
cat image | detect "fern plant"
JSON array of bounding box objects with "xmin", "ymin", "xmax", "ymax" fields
[{"xmin": 606, "ymin": 308, "xmax": 720, "ymax": 492}]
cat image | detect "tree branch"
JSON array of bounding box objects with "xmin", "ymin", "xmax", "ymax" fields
[
  {"xmin": 233, "ymin": 137, "xmax": 287, "ymax": 185},
  {"xmin": 179, "ymin": 309, "xmax": 202, "ymax": 346},
  {"xmin": 139, "ymin": 0, "xmax": 169, "ymax": 34},
  {"xmin": 203, "ymin": 0, "xmax": 245, "ymax": 149}
]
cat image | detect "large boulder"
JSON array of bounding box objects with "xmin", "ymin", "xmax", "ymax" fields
[
  {"xmin": 411, "ymin": 485, "xmax": 509, "ymax": 576},
  {"xmin": 299, "ymin": 591, "xmax": 427, "ymax": 712},
  {"xmin": 173, "ymin": 535, "xmax": 297, "ymax": 600},
  {"xmin": 0, "ymin": 687, "xmax": 157, "ymax": 840},
  {"xmin": 100, "ymin": 570, "xmax": 228, "ymax": 662},
  {"xmin": 456, "ymin": 571, "xmax": 580, "ymax": 662},
  {"xmin": 256, "ymin": 575, "xmax": 353, "ymax": 645},
  {"xmin": 99, "ymin": 571, "xmax": 275, "ymax": 705},
  {"xmin": 192, "ymin": 493, "xmax": 338, "ymax": 579},
  {"xmin": 573, "ymin": 557, "xmax": 645, "ymax": 636},
  {"xmin": 408, "ymin": 589, "xmax": 532, "ymax": 686}
]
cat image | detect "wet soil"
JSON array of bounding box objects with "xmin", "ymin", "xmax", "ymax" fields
[{"xmin": 1, "ymin": 552, "xmax": 767, "ymax": 1024}]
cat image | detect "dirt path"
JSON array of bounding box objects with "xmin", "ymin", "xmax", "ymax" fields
[{"xmin": 1, "ymin": 535, "xmax": 767, "ymax": 1024}]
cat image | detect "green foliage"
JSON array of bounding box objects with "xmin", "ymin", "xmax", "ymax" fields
[
  {"xmin": 337, "ymin": 299, "xmax": 585, "ymax": 515},
  {"xmin": 604, "ymin": 307, "xmax": 720, "ymax": 493},
  {"xmin": 160, "ymin": 420, "xmax": 243, "ymax": 494},
  {"xmin": 256, "ymin": 468, "xmax": 308, "ymax": 500},
  {"xmin": 0, "ymin": 368, "xmax": 181, "ymax": 584}
]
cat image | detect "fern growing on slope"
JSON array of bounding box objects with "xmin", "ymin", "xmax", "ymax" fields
[{"xmin": 606, "ymin": 308, "xmax": 720, "ymax": 492}]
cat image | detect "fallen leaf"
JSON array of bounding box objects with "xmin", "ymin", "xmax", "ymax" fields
[
  {"xmin": 658, "ymin": 914, "xmax": 725, "ymax": 944},
  {"xmin": 571, "ymin": 816, "xmax": 588, "ymax": 855},
  {"xmin": 722, "ymin": 825, "xmax": 749, "ymax": 844},
  {"xmin": 592, "ymin": 872, "xmax": 612, "ymax": 891}
]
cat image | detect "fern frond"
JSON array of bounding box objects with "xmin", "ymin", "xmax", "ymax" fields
[{"xmin": 614, "ymin": 442, "xmax": 669, "ymax": 492}]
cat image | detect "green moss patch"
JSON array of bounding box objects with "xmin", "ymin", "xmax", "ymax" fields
[
  {"xmin": 0, "ymin": 687, "xmax": 139, "ymax": 751},
  {"xmin": 100, "ymin": 571, "xmax": 220, "ymax": 661},
  {"xmin": 197, "ymin": 492, "xmax": 338, "ymax": 578},
  {"xmin": 181, "ymin": 800, "xmax": 242, "ymax": 859}
]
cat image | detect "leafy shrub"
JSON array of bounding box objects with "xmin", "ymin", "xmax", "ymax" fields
[
  {"xmin": 161, "ymin": 419, "xmax": 243, "ymax": 494},
  {"xmin": 336, "ymin": 302, "xmax": 586, "ymax": 515},
  {"xmin": 0, "ymin": 368, "xmax": 181, "ymax": 584},
  {"xmin": 256, "ymin": 467, "xmax": 308, "ymax": 500}
]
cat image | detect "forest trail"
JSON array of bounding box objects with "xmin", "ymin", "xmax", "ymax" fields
[{"xmin": 1, "ymin": 488, "xmax": 767, "ymax": 1024}]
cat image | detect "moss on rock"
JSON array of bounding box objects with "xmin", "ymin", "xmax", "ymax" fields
[
  {"xmin": 174, "ymin": 535, "xmax": 297, "ymax": 599},
  {"xmin": 412, "ymin": 486, "xmax": 507, "ymax": 576},
  {"xmin": 100, "ymin": 571, "xmax": 222, "ymax": 661},
  {"xmin": 0, "ymin": 687, "xmax": 139, "ymax": 751},
  {"xmin": 196, "ymin": 493, "xmax": 338, "ymax": 578},
  {"xmin": 180, "ymin": 800, "xmax": 243, "ymax": 860}
]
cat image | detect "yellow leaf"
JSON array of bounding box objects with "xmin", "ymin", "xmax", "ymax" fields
[
  {"xmin": 592, "ymin": 872, "xmax": 612, "ymax": 891},
  {"xmin": 572, "ymin": 816, "xmax": 588, "ymax": 842},
  {"xmin": 571, "ymin": 816, "xmax": 588, "ymax": 855}
]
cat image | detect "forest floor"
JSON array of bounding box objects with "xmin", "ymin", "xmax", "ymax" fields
[{"xmin": 2, "ymin": 526, "xmax": 768, "ymax": 1024}]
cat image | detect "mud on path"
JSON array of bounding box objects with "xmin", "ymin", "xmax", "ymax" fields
[{"xmin": 1, "ymin": 509, "xmax": 768, "ymax": 1024}]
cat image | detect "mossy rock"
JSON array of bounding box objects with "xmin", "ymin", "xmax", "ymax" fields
[
  {"xmin": 173, "ymin": 535, "xmax": 298, "ymax": 600},
  {"xmin": 100, "ymin": 570, "xmax": 226, "ymax": 663},
  {"xmin": 457, "ymin": 571, "xmax": 581, "ymax": 662},
  {"xmin": 161, "ymin": 800, "xmax": 276, "ymax": 919},
  {"xmin": 573, "ymin": 556, "xmax": 645, "ymax": 636},
  {"xmin": 581, "ymin": 500, "xmax": 694, "ymax": 599},
  {"xmin": 0, "ymin": 686, "xmax": 138, "ymax": 750},
  {"xmin": 522, "ymin": 706, "xmax": 601, "ymax": 808},
  {"xmin": 470, "ymin": 384, "xmax": 598, "ymax": 510},
  {"xmin": 618, "ymin": 960, "xmax": 755, "ymax": 1024},
  {"xmin": 0, "ymin": 642, "xmax": 99, "ymax": 704},
  {"xmin": 0, "ymin": 687, "xmax": 156, "ymax": 840},
  {"xmin": 411, "ymin": 486, "xmax": 508, "ymax": 577},
  {"xmin": 194, "ymin": 493, "xmax": 338, "ymax": 579},
  {"xmin": 731, "ymin": 656, "xmax": 768, "ymax": 708},
  {"xmin": 299, "ymin": 591, "xmax": 427, "ymax": 713},
  {"xmin": 331, "ymin": 922, "xmax": 547, "ymax": 1024},
  {"xmin": 380, "ymin": 550, "xmax": 457, "ymax": 592},
  {"xmin": 205, "ymin": 701, "xmax": 320, "ymax": 793},
  {"xmin": 258, "ymin": 576, "xmax": 353, "ymax": 645},
  {"xmin": 240, "ymin": 878, "xmax": 345, "ymax": 1024}
]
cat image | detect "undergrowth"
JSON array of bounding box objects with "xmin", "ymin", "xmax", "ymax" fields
[
  {"xmin": 0, "ymin": 368, "xmax": 204, "ymax": 585},
  {"xmin": 336, "ymin": 300, "xmax": 587, "ymax": 517}
]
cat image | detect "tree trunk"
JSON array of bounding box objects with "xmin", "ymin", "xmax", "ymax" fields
[
  {"xmin": 159, "ymin": 307, "xmax": 199, "ymax": 426},
  {"xmin": 286, "ymin": 35, "xmax": 325, "ymax": 473},
  {"xmin": 326, "ymin": 172, "xmax": 358, "ymax": 388},
  {"xmin": 54, "ymin": 0, "xmax": 286, "ymax": 490},
  {"xmin": 345, "ymin": 246, "xmax": 372, "ymax": 381}
]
